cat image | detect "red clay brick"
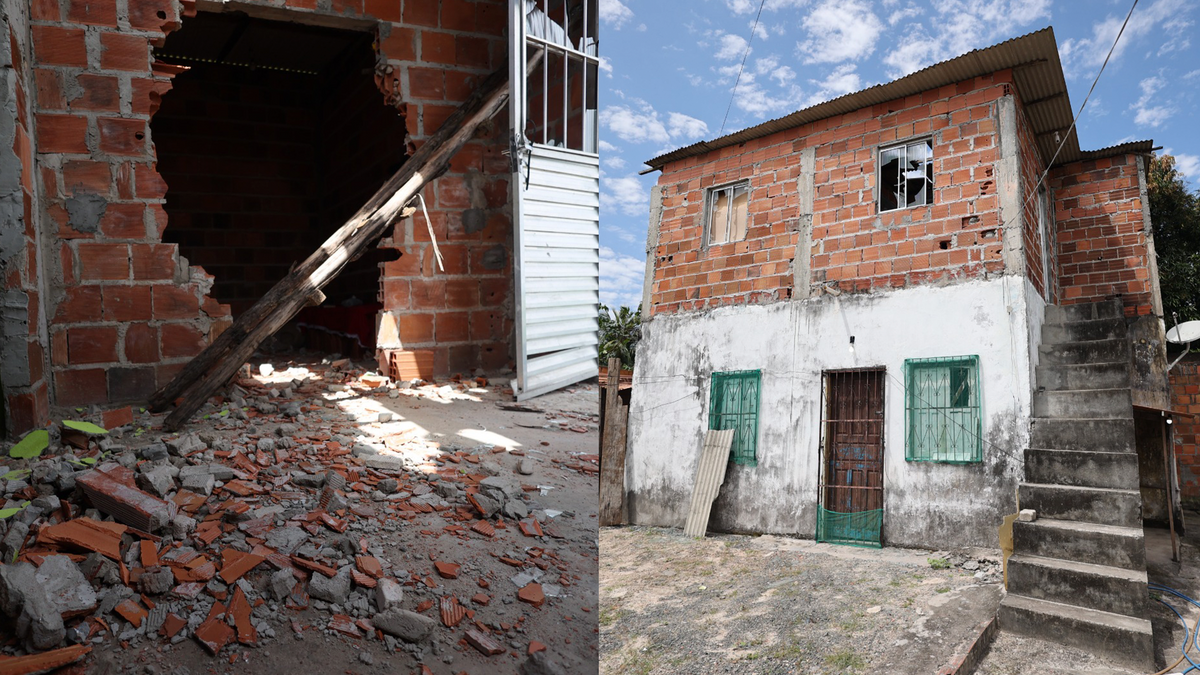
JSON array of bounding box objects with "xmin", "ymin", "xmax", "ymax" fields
[
  {"xmin": 134, "ymin": 163, "xmax": 167, "ymax": 199},
  {"xmin": 54, "ymin": 285, "xmax": 103, "ymax": 322},
  {"xmin": 97, "ymin": 117, "xmax": 147, "ymax": 156},
  {"xmin": 63, "ymin": 160, "xmax": 112, "ymax": 195},
  {"xmin": 441, "ymin": 0, "xmax": 476, "ymax": 31},
  {"xmin": 35, "ymin": 114, "xmax": 89, "ymax": 153},
  {"xmin": 68, "ymin": 326, "xmax": 119, "ymax": 364},
  {"xmin": 32, "ymin": 26, "xmax": 87, "ymax": 67},
  {"xmin": 78, "ymin": 242, "xmax": 129, "ymax": 280},
  {"xmin": 408, "ymin": 68, "xmax": 445, "ymax": 100},
  {"xmin": 160, "ymin": 323, "xmax": 205, "ymax": 358},
  {"xmin": 152, "ymin": 285, "xmax": 199, "ymax": 320},
  {"xmin": 99, "ymin": 203, "xmax": 147, "ymax": 239},
  {"xmin": 455, "ymin": 36, "xmax": 489, "ymax": 69},
  {"xmin": 56, "ymin": 368, "xmax": 108, "ymax": 407},
  {"xmin": 380, "ymin": 27, "xmax": 416, "ymax": 62},
  {"xmin": 363, "ymin": 0, "xmax": 400, "ymax": 22},
  {"xmin": 422, "ymin": 31, "xmax": 455, "ymax": 65},
  {"xmin": 435, "ymin": 312, "xmax": 469, "ymax": 342},
  {"xmin": 102, "ymin": 284, "xmax": 152, "ymax": 321},
  {"xmin": 66, "ymin": 0, "xmax": 117, "ymax": 25},
  {"xmin": 131, "ymin": 243, "xmax": 174, "ymax": 280},
  {"xmin": 73, "ymin": 73, "xmax": 122, "ymax": 112},
  {"xmin": 403, "ymin": 0, "xmax": 438, "ymax": 26},
  {"xmin": 399, "ymin": 313, "xmax": 434, "ymax": 343},
  {"xmin": 126, "ymin": 0, "xmax": 173, "ymax": 30},
  {"xmin": 100, "ymin": 32, "xmax": 149, "ymax": 71},
  {"xmin": 124, "ymin": 323, "xmax": 158, "ymax": 363}
]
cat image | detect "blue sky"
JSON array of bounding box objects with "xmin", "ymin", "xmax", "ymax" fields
[{"xmin": 595, "ymin": 0, "xmax": 1200, "ymax": 310}]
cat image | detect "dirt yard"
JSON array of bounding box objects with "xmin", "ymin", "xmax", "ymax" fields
[
  {"xmin": 0, "ymin": 356, "xmax": 599, "ymax": 675},
  {"xmin": 599, "ymin": 526, "xmax": 1003, "ymax": 675}
]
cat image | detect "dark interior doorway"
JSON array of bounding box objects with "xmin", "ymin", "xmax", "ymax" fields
[
  {"xmin": 818, "ymin": 368, "xmax": 886, "ymax": 547},
  {"xmin": 152, "ymin": 12, "xmax": 409, "ymax": 354}
]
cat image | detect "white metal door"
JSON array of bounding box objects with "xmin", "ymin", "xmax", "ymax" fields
[{"xmin": 509, "ymin": 0, "xmax": 600, "ymax": 400}]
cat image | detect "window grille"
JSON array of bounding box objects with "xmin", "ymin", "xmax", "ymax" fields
[
  {"xmin": 904, "ymin": 355, "xmax": 982, "ymax": 463},
  {"xmin": 708, "ymin": 370, "xmax": 760, "ymax": 466},
  {"xmin": 879, "ymin": 139, "xmax": 934, "ymax": 212}
]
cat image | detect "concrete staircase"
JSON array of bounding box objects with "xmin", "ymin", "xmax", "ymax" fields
[{"xmin": 998, "ymin": 298, "xmax": 1153, "ymax": 669}]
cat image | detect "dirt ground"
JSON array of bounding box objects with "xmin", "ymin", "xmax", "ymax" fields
[
  {"xmin": 599, "ymin": 526, "xmax": 1003, "ymax": 675},
  {"xmin": 0, "ymin": 355, "xmax": 600, "ymax": 675}
]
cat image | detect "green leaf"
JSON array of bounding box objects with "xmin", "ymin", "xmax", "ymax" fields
[
  {"xmin": 218, "ymin": 410, "xmax": 229, "ymax": 418},
  {"xmin": 0, "ymin": 502, "xmax": 29, "ymax": 519},
  {"xmin": 9, "ymin": 430, "xmax": 49, "ymax": 459},
  {"xmin": 1, "ymin": 469, "xmax": 30, "ymax": 480},
  {"xmin": 62, "ymin": 420, "xmax": 108, "ymax": 435},
  {"xmin": 79, "ymin": 457, "xmax": 98, "ymax": 465}
]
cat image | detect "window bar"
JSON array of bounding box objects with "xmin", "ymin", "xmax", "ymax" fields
[{"xmin": 582, "ymin": 0, "xmax": 588, "ymax": 151}]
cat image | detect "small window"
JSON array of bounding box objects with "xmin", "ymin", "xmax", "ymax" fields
[
  {"xmin": 709, "ymin": 370, "xmax": 760, "ymax": 466},
  {"xmin": 879, "ymin": 139, "xmax": 934, "ymax": 212},
  {"xmin": 705, "ymin": 182, "xmax": 749, "ymax": 245},
  {"xmin": 905, "ymin": 355, "xmax": 981, "ymax": 463}
]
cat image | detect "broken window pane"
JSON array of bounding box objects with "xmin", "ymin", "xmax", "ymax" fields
[
  {"xmin": 879, "ymin": 146, "xmax": 902, "ymax": 212},
  {"xmin": 879, "ymin": 139, "xmax": 933, "ymax": 212},
  {"xmin": 706, "ymin": 183, "xmax": 749, "ymax": 245},
  {"xmin": 730, "ymin": 187, "xmax": 748, "ymax": 241},
  {"xmin": 710, "ymin": 190, "xmax": 730, "ymax": 243}
]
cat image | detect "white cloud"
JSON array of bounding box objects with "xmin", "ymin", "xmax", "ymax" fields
[
  {"xmin": 600, "ymin": 245, "xmax": 646, "ymax": 310},
  {"xmin": 598, "ymin": 56, "xmax": 613, "ymax": 78},
  {"xmin": 599, "ymin": 0, "xmax": 635, "ymax": 29},
  {"xmin": 1059, "ymin": 0, "xmax": 1190, "ymax": 78},
  {"xmin": 600, "ymin": 104, "xmax": 671, "ymax": 144},
  {"xmin": 667, "ymin": 112, "xmax": 709, "ymax": 140},
  {"xmin": 599, "ymin": 140, "xmax": 620, "ymax": 153},
  {"xmin": 1173, "ymin": 153, "xmax": 1200, "ymax": 185},
  {"xmin": 603, "ymin": 155, "xmax": 627, "ymax": 170},
  {"xmin": 715, "ymin": 33, "xmax": 750, "ymax": 60},
  {"xmin": 796, "ymin": 0, "xmax": 883, "ymax": 64},
  {"xmin": 882, "ymin": 0, "xmax": 1050, "ymax": 77},
  {"xmin": 725, "ymin": 0, "xmax": 811, "ymax": 13},
  {"xmin": 750, "ymin": 21, "xmax": 769, "ymax": 41},
  {"xmin": 1130, "ymin": 76, "xmax": 1174, "ymax": 127},
  {"xmin": 803, "ymin": 64, "xmax": 862, "ymax": 107},
  {"xmin": 601, "ymin": 174, "xmax": 651, "ymax": 217}
]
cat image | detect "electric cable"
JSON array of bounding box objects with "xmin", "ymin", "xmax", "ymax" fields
[{"xmin": 717, "ymin": 0, "xmax": 768, "ymax": 136}]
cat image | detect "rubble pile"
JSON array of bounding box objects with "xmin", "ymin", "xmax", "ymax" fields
[{"xmin": 0, "ymin": 359, "xmax": 599, "ymax": 674}]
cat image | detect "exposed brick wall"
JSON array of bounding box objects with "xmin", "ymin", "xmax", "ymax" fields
[
  {"xmin": 1, "ymin": 0, "xmax": 52, "ymax": 436},
  {"xmin": 1049, "ymin": 154, "xmax": 1155, "ymax": 317},
  {"xmin": 27, "ymin": 0, "xmax": 514, "ymax": 410},
  {"xmin": 1171, "ymin": 355, "xmax": 1200, "ymax": 502},
  {"xmin": 649, "ymin": 72, "xmax": 1013, "ymax": 317}
]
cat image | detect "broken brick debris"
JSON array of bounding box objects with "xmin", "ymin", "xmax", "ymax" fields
[
  {"xmin": 0, "ymin": 644, "xmax": 91, "ymax": 675},
  {"xmin": 76, "ymin": 465, "xmax": 174, "ymax": 532},
  {"xmin": 439, "ymin": 596, "xmax": 466, "ymax": 628},
  {"xmin": 434, "ymin": 561, "xmax": 461, "ymax": 579},
  {"xmin": 518, "ymin": 583, "xmax": 546, "ymax": 608},
  {"xmin": 35, "ymin": 518, "xmax": 124, "ymax": 560},
  {"xmin": 464, "ymin": 628, "xmax": 505, "ymax": 656}
]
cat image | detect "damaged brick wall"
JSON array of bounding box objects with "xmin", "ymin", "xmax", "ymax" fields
[
  {"xmin": 1014, "ymin": 90, "xmax": 1054, "ymax": 303},
  {"xmin": 1, "ymin": 0, "xmax": 52, "ymax": 435},
  {"xmin": 24, "ymin": 0, "xmax": 514, "ymax": 416},
  {"xmin": 1049, "ymin": 154, "xmax": 1155, "ymax": 317},
  {"xmin": 1171, "ymin": 355, "xmax": 1200, "ymax": 503},
  {"xmin": 648, "ymin": 72, "xmax": 1013, "ymax": 317}
]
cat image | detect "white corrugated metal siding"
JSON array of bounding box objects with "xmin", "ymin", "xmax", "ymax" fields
[
  {"xmin": 683, "ymin": 429, "xmax": 736, "ymax": 538},
  {"xmin": 514, "ymin": 145, "xmax": 600, "ymax": 400}
]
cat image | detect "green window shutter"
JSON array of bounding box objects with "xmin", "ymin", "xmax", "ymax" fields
[
  {"xmin": 904, "ymin": 356, "xmax": 982, "ymax": 463},
  {"xmin": 709, "ymin": 370, "xmax": 761, "ymax": 466}
]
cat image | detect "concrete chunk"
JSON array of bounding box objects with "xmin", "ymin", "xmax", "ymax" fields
[
  {"xmin": 36, "ymin": 555, "xmax": 97, "ymax": 616},
  {"xmin": 374, "ymin": 578, "xmax": 403, "ymax": 612},
  {"xmin": 373, "ymin": 609, "xmax": 436, "ymax": 643},
  {"xmin": 309, "ymin": 567, "xmax": 351, "ymax": 605}
]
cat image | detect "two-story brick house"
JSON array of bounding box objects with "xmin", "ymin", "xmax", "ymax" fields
[{"xmin": 625, "ymin": 28, "xmax": 1168, "ymax": 666}]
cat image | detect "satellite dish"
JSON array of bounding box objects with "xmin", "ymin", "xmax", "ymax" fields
[{"xmin": 1167, "ymin": 321, "xmax": 1200, "ymax": 344}]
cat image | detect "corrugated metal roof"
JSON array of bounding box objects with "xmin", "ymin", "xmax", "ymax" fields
[{"xmin": 645, "ymin": 27, "xmax": 1151, "ymax": 170}]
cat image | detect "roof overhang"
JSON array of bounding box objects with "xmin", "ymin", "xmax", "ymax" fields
[{"xmin": 645, "ymin": 27, "xmax": 1152, "ymax": 171}]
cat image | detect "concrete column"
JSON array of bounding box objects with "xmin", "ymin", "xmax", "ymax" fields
[
  {"xmin": 1135, "ymin": 155, "xmax": 1165, "ymax": 318},
  {"xmin": 792, "ymin": 146, "xmax": 815, "ymax": 298},
  {"xmin": 641, "ymin": 184, "xmax": 663, "ymax": 315},
  {"xmin": 996, "ymin": 95, "xmax": 1025, "ymax": 276}
]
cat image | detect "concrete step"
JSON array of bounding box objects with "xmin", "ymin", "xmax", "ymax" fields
[
  {"xmin": 1039, "ymin": 338, "xmax": 1129, "ymax": 366},
  {"xmin": 1042, "ymin": 317, "xmax": 1127, "ymax": 343},
  {"xmin": 1024, "ymin": 448, "xmax": 1139, "ymax": 490},
  {"xmin": 1034, "ymin": 362, "xmax": 1129, "ymax": 392},
  {"xmin": 1045, "ymin": 299, "xmax": 1125, "ymax": 324},
  {"xmin": 1006, "ymin": 553, "xmax": 1146, "ymax": 616},
  {"xmin": 1012, "ymin": 518, "xmax": 1145, "ymax": 571},
  {"xmin": 998, "ymin": 594, "xmax": 1153, "ymax": 671},
  {"xmin": 1032, "ymin": 388, "xmax": 1132, "ymax": 419},
  {"xmin": 1029, "ymin": 417, "xmax": 1135, "ymax": 452},
  {"xmin": 1018, "ymin": 483, "xmax": 1141, "ymax": 527}
]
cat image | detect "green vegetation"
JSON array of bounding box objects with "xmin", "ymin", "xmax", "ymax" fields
[
  {"xmin": 599, "ymin": 304, "xmax": 641, "ymax": 367},
  {"xmin": 1148, "ymin": 155, "xmax": 1200, "ymax": 322},
  {"xmin": 927, "ymin": 557, "xmax": 950, "ymax": 570}
]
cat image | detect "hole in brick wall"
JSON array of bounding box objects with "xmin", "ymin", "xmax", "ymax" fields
[
  {"xmin": 135, "ymin": 132, "xmax": 145, "ymax": 140},
  {"xmin": 980, "ymin": 181, "xmax": 993, "ymax": 194},
  {"xmin": 157, "ymin": 9, "xmax": 166, "ymax": 18},
  {"xmin": 981, "ymin": 228, "xmax": 997, "ymax": 238},
  {"xmin": 153, "ymin": 12, "xmax": 408, "ymax": 357},
  {"xmin": 961, "ymin": 215, "xmax": 979, "ymax": 228},
  {"xmin": 939, "ymin": 239, "xmax": 951, "ymax": 250}
]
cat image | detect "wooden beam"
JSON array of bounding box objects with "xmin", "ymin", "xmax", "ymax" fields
[
  {"xmin": 599, "ymin": 357, "xmax": 628, "ymax": 526},
  {"xmin": 152, "ymin": 54, "xmax": 538, "ymax": 430}
]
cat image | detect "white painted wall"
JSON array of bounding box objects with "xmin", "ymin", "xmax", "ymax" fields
[
  {"xmin": 1024, "ymin": 277, "xmax": 1047, "ymax": 401},
  {"xmin": 627, "ymin": 276, "xmax": 1033, "ymax": 549}
]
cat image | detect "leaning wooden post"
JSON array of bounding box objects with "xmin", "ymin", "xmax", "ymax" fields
[
  {"xmin": 151, "ymin": 54, "xmax": 539, "ymax": 431},
  {"xmin": 599, "ymin": 357, "xmax": 628, "ymax": 526}
]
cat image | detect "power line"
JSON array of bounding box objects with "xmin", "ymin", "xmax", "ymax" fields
[{"xmin": 718, "ymin": 0, "xmax": 768, "ymax": 136}]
